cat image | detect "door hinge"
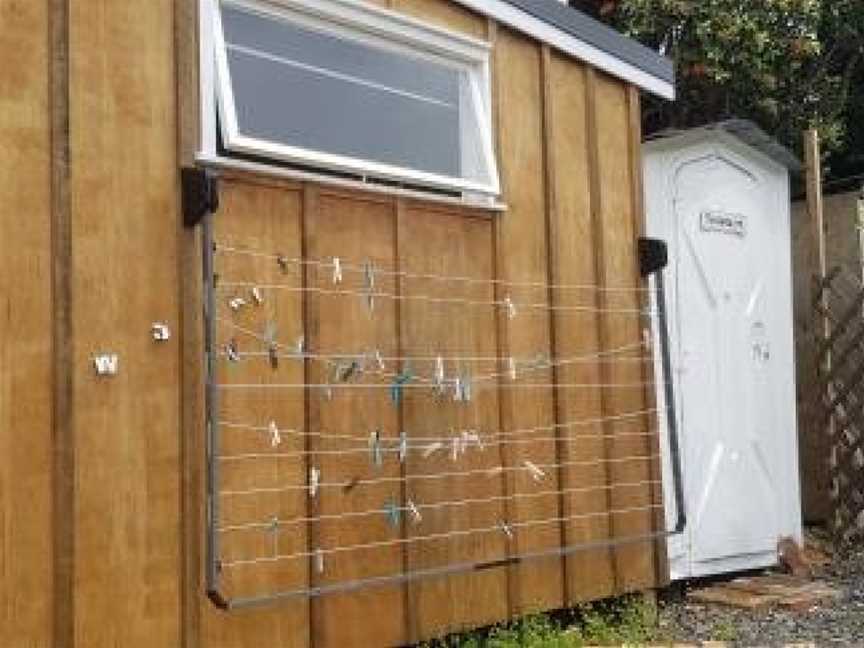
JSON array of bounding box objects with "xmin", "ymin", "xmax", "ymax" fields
[{"xmin": 182, "ymin": 167, "xmax": 220, "ymax": 228}]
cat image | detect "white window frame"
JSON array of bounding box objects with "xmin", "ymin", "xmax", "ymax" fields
[{"xmin": 199, "ymin": 0, "xmax": 501, "ymax": 197}]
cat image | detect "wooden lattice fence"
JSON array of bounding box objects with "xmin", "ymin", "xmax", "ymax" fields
[{"xmin": 813, "ymin": 267, "xmax": 864, "ymax": 541}]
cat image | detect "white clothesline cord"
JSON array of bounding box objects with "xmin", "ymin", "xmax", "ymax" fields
[
  {"xmin": 216, "ymin": 337, "xmax": 648, "ymax": 365},
  {"xmin": 216, "ymin": 381, "xmax": 657, "ymax": 390},
  {"xmin": 217, "ymin": 429, "xmax": 659, "ymax": 462},
  {"xmin": 218, "ymin": 478, "xmax": 662, "ymax": 533},
  {"xmin": 220, "ymin": 503, "xmax": 664, "ymax": 568},
  {"xmin": 216, "ymin": 319, "xmax": 650, "ymax": 384},
  {"xmin": 222, "ymin": 349, "xmax": 652, "ymax": 366},
  {"xmin": 215, "ymin": 282, "xmax": 653, "ymax": 316},
  {"xmin": 217, "ymin": 407, "xmax": 662, "ymax": 444},
  {"xmin": 213, "ymin": 243, "xmax": 653, "ymax": 294},
  {"xmin": 219, "ymin": 453, "xmax": 660, "ymax": 497}
]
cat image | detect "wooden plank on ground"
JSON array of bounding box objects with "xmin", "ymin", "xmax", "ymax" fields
[{"xmin": 689, "ymin": 575, "xmax": 843, "ymax": 611}]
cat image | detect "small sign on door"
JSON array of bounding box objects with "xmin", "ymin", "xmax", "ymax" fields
[{"xmin": 700, "ymin": 210, "xmax": 747, "ymax": 238}]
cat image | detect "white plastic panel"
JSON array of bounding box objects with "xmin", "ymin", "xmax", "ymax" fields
[{"xmin": 644, "ymin": 132, "xmax": 801, "ymax": 580}]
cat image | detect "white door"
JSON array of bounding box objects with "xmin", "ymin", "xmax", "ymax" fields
[{"xmin": 672, "ymin": 153, "xmax": 783, "ymax": 576}]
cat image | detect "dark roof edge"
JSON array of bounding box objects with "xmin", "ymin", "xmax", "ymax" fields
[
  {"xmin": 451, "ymin": 0, "xmax": 674, "ymax": 98},
  {"xmin": 502, "ymin": 0, "xmax": 674, "ymax": 84}
]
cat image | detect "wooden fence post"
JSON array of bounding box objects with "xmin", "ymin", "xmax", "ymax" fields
[{"xmin": 804, "ymin": 129, "xmax": 835, "ymax": 527}]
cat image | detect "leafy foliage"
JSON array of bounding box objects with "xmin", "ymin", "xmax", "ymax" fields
[
  {"xmin": 418, "ymin": 595, "xmax": 663, "ymax": 647},
  {"xmin": 577, "ymin": 0, "xmax": 864, "ymax": 179}
]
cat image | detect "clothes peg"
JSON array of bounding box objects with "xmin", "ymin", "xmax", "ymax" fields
[
  {"xmin": 463, "ymin": 430, "xmax": 483, "ymax": 452},
  {"xmin": 398, "ymin": 432, "xmax": 408, "ymax": 463},
  {"xmin": 453, "ymin": 374, "xmax": 472, "ymax": 402},
  {"xmin": 461, "ymin": 374, "xmax": 473, "ymax": 402},
  {"xmin": 523, "ymin": 460, "xmax": 546, "ymax": 483},
  {"xmin": 294, "ymin": 336, "xmax": 305, "ymax": 357},
  {"xmin": 498, "ymin": 521, "xmax": 514, "ymax": 540},
  {"xmin": 407, "ymin": 500, "xmax": 422, "ymax": 525},
  {"xmin": 390, "ymin": 369, "xmax": 413, "ymax": 406},
  {"xmin": 433, "ymin": 355, "xmax": 446, "ymax": 396},
  {"xmin": 264, "ymin": 322, "xmax": 279, "ymax": 370},
  {"xmin": 342, "ymin": 476, "xmax": 360, "ymax": 494},
  {"xmin": 363, "ymin": 260, "xmax": 375, "ymax": 312},
  {"xmin": 642, "ymin": 327, "xmax": 652, "ymax": 350},
  {"xmin": 269, "ymin": 517, "xmax": 280, "ymax": 556},
  {"xmin": 228, "ymin": 296, "xmax": 247, "ymax": 312},
  {"xmin": 225, "ymin": 339, "xmax": 240, "ymax": 363},
  {"xmin": 508, "ymin": 357, "xmax": 517, "ymax": 380},
  {"xmin": 276, "ymin": 254, "xmax": 290, "ymax": 274},
  {"xmin": 369, "ymin": 430, "xmax": 383, "ymax": 467},
  {"xmin": 383, "ymin": 499, "xmax": 401, "ymax": 528},
  {"xmin": 308, "ymin": 467, "xmax": 321, "ymax": 498},
  {"xmin": 251, "ymin": 286, "xmax": 264, "ymax": 306},
  {"xmin": 373, "ymin": 349, "xmax": 386, "ymax": 371},
  {"xmin": 336, "ymin": 360, "xmax": 363, "ymax": 383},
  {"xmin": 268, "ymin": 420, "xmax": 282, "ymax": 448},
  {"xmin": 332, "ymin": 257, "xmax": 343, "ymax": 284},
  {"xmin": 452, "ymin": 376, "xmax": 464, "ymax": 403},
  {"xmin": 314, "ymin": 548, "xmax": 325, "ymax": 574},
  {"xmin": 504, "ymin": 296, "xmax": 517, "ymax": 320},
  {"xmin": 451, "ymin": 436, "xmax": 461, "ymax": 462},
  {"xmin": 422, "ymin": 442, "xmax": 443, "ymax": 459}
]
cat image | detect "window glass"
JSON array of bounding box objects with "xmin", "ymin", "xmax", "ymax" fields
[{"xmin": 215, "ymin": 1, "xmax": 497, "ymax": 193}]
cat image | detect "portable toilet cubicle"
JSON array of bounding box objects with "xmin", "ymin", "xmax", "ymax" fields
[{"xmin": 643, "ymin": 121, "xmax": 803, "ymax": 580}]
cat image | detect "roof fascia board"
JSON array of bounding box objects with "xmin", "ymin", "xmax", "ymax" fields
[{"xmin": 453, "ymin": 0, "xmax": 675, "ymax": 100}]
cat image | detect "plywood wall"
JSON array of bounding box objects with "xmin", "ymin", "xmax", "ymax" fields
[{"xmin": 0, "ymin": 0, "xmax": 665, "ymax": 646}]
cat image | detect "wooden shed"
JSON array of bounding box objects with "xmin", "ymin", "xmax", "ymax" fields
[{"xmin": 0, "ymin": 1, "xmax": 676, "ymax": 646}]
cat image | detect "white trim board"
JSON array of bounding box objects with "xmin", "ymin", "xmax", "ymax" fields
[{"xmin": 452, "ymin": 0, "xmax": 675, "ymax": 100}]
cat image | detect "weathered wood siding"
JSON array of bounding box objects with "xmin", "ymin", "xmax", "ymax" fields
[
  {"xmin": 0, "ymin": 0, "xmax": 665, "ymax": 646},
  {"xmin": 0, "ymin": 2, "xmax": 54, "ymax": 646}
]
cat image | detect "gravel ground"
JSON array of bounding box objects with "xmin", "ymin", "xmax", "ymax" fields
[{"xmin": 656, "ymin": 531, "xmax": 864, "ymax": 647}]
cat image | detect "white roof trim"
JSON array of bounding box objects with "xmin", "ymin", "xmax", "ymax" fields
[{"xmin": 453, "ymin": 0, "xmax": 676, "ymax": 100}]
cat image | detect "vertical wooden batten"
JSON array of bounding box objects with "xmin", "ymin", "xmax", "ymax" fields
[
  {"xmin": 50, "ymin": 0, "xmax": 73, "ymax": 645},
  {"xmin": 302, "ymin": 184, "xmax": 323, "ymax": 648},
  {"xmin": 584, "ymin": 67, "xmax": 621, "ymax": 591},
  {"xmin": 539, "ymin": 44, "xmax": 570, "ymax": 608},
  {"xmin": 487, "ymin": 18, "xmax": 519, "ymax": 620},
  {"xmin": 175, "ymin": 0, "xmax": 203, "ymax": 646}
]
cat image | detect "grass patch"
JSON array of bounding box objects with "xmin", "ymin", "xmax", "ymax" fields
[{"xmin": 419, "ymin": 594, "xmax": 664, "ymax": 647}]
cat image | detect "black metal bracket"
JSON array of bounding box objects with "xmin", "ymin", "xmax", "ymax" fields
[
  {"xmin": 182, "ymin": 167, "xmax": 220, "ymax": 228},
  {"xmin": 638, "ymin": 237, "xmax": 668, "ymax": 278}
]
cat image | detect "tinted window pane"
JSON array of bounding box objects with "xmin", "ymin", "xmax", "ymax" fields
[{"xmin": 222, "ymin": 5, "xmax": 464, "ymax": 177}]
